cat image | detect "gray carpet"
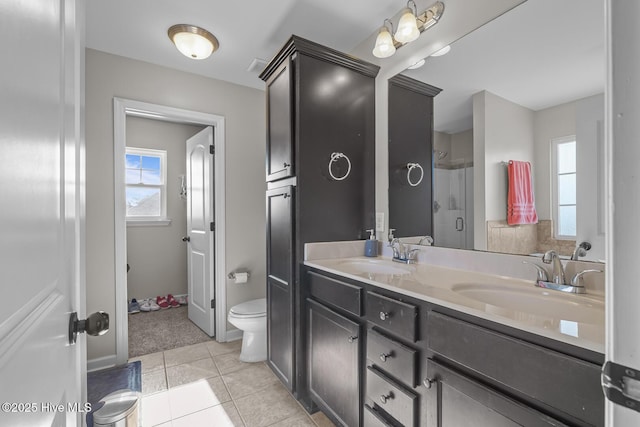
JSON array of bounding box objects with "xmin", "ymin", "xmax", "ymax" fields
[{"xmin": 128, "ymin": 306, "xmax": 213, "ymax": 358}]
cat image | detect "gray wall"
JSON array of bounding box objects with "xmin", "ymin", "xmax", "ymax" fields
[
  {"xmin": 126, "ymin": 117, "xmax": 205, "ymax": 301},
  {"xmin": 86, "ymin": 49, "xmax": 266, "ymax": 362}
]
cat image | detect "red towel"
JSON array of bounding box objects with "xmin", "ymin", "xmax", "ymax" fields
[{"xmin": 507, "ymin": 160, "xmax": 538, "ymax": 225}]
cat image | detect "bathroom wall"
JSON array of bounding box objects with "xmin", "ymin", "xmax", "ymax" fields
[
  {"xmin": 450, "ymin": 129, "xmax": 473, "ymax": 163},
  {"xmin": 85, "ymin": 49, "xmax": 266, "ymax": 363},
  {"xmin": 125, "ymin": 117, "xmax": 205, "ymax": 301}
]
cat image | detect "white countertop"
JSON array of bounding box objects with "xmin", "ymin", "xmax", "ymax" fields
[{"xmin": 304, "ymin": 255, "xmax": 605, "ymax": 354}]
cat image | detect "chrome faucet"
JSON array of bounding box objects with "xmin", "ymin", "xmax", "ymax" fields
[
  {"xmin": 542, "ymin": 250, "xmax": 565, "ymax": 285},
  {"xmin": 388, "ymin": 237, "xmax": 419, "ymax": 264},
  {"xmin": 418, "ymin": 235, "xmax": 434, "ymax": 246},
  {"xmin": 571, "ymin": 241, "xmax": 592, "ymax": 261}
]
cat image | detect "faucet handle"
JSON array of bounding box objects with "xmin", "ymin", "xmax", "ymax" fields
[
  {"xmin": 522, "ymin": 261, "xmax": 549, "ymax": 282},
  {"xmin": 407, "ymin": 248, "xmax": 420, "ymax": 260},
  {"xmin": 570, "ymin": 269, "xmax": 603, "ymax": 287}
]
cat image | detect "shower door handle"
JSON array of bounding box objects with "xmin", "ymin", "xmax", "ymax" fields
[{"xmin": 456, "ymin": 217, "xmax": 464, "ymax": 231}]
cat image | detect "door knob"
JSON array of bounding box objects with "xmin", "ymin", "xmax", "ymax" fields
[
  {"xmin": 182, "ymin": 236, "xmax": 190, "ymax": 242},
  {"xmin": 69, "ymin": 311, "xmax": 109, "ymax": 344}
]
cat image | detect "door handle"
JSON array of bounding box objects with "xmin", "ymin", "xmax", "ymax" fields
[
  {"xmin": 69, "ymin": 311, "xmax": 109, "ymax": 344},
  {"xmin": 182, "ymin": 236, "xmax": 191, "ymax": 242},
  {"xmin": 456, "ymin": 217, "xmax": 464, "ymax": 231}
]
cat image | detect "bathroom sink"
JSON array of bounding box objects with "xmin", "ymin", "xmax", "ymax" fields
[
  {"xmin": 336, "ymin": 260, "xmax": 413, "ymax": 276},
  {"xmin": 451, "ymin": 283, "xmax": 604, "ymax": 324}
]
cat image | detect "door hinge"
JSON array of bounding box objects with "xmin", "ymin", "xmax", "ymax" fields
[
  {"xmin": 210, "ymin": 222, "xmax": 215, "ymax": 232},
  {"xmin": 211, "ymin": 299, "xmax": 215, "ymax": 309},
  {"xmin": 210, "ymin": 145, "xmax": 215, "ymax": 155},
  {"xmin": 602, "ymin": 361, "xmax": 640, "ymax": 412}
]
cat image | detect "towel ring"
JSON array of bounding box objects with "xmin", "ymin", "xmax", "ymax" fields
[
  {"xmin": 407, "ymin": 162, "xmax": 424, "ymax": 187},
  {"xmin": 329, "ymin": 152, "xmax": 351, "ymax": 181}
]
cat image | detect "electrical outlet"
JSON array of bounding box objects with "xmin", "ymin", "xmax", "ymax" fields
[{"xmin": 376, "ymin": 212, "xmax": 385, "ymax": 233}]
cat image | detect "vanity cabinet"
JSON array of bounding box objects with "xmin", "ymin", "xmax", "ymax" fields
[
  {"xmin": 260, "ymin": 35, "xmax": 379, "ymax": 403},
  {"xmin": 388, "ymin": 75, "xmax": 442, "ymax": 238}
]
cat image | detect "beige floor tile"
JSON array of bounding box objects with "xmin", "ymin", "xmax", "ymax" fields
[
  {"xmin": 130, "ymin": 351, "xmax": 165, "ymax": 374},
  {"xmin": 311, "ymin": 411, "xmax": 337, "ymax": 427},
  {"xmin": 270, "ymin": 414, "xmax": 316, "ymax": 427},
  {"xmin": 141, "ymin": 391, "xmax": 171, "ymax": 426},
  {"xmin": 234, "ymin": 383, "xmax": 304, "ymax": 427},
  {"xmin": 206, "ymin": 376, "xmax": 232, "ymax": 404},
  {"xmin": 168, "ymin": 379, "xmax": 226, "ymax": 419},
  {"xmin": 222, "ymin": 363, "xmax": 279, "ymax": 400},
  {"xmin": 206, "ymin": 339, "xmax": 242, "ymax": 356},
  {"xmin": 213, "ymin": 351, "xmax": 252, "ymax": 375},
  {"xmin": 166, "ymin": 357, "xmax": 220, "ymax": 388},
  {"xmin": 171, "ymin": 402, "xmax": 244, "ymax": 427},
  {"xmin": 164, "ymin": 342, "xmax": 211, "ymax": 367},
  {"xmin": 142, "ymin": 369, "xmax": 167, "ymax": 396}
]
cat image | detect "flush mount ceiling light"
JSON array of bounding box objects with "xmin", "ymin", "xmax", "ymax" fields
[
  {"xmin": 372, "ymin": 1, "xmax": 445, "ymax": 59},
  {"xmin": 168, "ymin": 24, "xmax": 219, "ymax": 60},
  {"xmin": 430, "ymin": 44, "xmax": 451, "ymax": 57},
  {"xmin": 407, "ymin": 58, "xmax": 426, "ymax": 69}
]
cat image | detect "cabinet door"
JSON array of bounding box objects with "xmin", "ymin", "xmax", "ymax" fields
[
  {"xmin": 308, "ymin": 299, "xmax": 361, "ymax": 427},
  {"xmin": 266, "ymin": 186, "xmax": 294, "ymax": 388},
  {"xmin": 425, "ymin": 359, "xmax": 568, "ymax": 427},
  {"xmin": 266, "ymin": 57, "xmax": 294, "ymax": 182}
]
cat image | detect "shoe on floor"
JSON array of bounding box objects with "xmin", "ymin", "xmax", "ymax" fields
[
  {"xmin": 139, "ymin": 299, "xmax": 151, "ymax": 312},
  {"xmin": 147, "ymin": 298, "xmax": 160, "ymax": 311},
  {"xmin": 167, "ymin": 294, "xmax": 180, "ymax": 308},
  {"xmin": 156, "ymin": 295, "xmax": 170, "ymax": 309},
  {"xmin": 176, "ymin": 295, "xmax": 187, "ymax": 305},
  {"xmin": 128, "ymin": 298, "xmax": 140, "ymax": 314}
]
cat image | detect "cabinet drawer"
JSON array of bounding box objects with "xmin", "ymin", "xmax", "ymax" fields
[
  {"xmin": 363, "ymin": 405, "xmax": 394, "ymax": 427},
  {"xmin": 427, "ymin": 311, "xmax": 604, "ymax": 426},
  {"xmin": 367, "ymin": 328, "xmax": 417, "ymax": 387},
  {"xmin": 308, "ymin": 271, "xmax": 363, "ymax": 316},
  {"xmin": 366, "ymin": 367, "xmax": 417, "ymax": 427},
  {"xmin": 366, "ymin": 292, "xmax": 417, "ymax": 342}
]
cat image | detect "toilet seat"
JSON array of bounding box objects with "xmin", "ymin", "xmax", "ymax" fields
[{"xmin": 229, "ymin": 298, "xmax": 266, "ymax": 318}]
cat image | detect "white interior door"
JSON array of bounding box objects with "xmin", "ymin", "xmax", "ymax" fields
[
  {"xmin": 0, "ymin": 0, "xmax": 86, "ymax": 426},
  {"xmin": 186, "ymin": 127, "xmax": 216, "ymax": 336}
]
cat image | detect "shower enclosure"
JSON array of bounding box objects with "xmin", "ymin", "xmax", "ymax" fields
[{"xmin": 433, "ymin": 153, "xmax": 474, "ymax": 250}]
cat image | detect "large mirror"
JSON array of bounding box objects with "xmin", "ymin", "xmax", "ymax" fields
[{"xmin": 390, "ymin": 0, "xmax": 605, "ymax": 262}]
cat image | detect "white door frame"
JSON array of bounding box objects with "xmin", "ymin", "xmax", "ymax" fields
[{"xmin": 113, "ymin": 97, "xmax": 227, "ymax": 365}]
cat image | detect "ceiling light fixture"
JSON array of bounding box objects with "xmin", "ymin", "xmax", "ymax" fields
[
  {"xmin": 407, "ymin": 59, "xmax": 426, "ymax": 69},
  {"xmin": 168, "ymin": 24, "xmax": 219, "ymax": 60},
  {"xmin": 430, "ymin": 45, "xmax": 451, "ymax": 57},
  {"xmin": 372, "ymin": 19, "xmax": 396, "ymax": 58},
  {"xmin": 372, "ymin": 1, "xmax": 445, "ymax": 59}
]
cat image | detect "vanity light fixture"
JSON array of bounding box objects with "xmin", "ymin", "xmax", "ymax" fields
[
  {"xmin": 430, "ymin": 44, "xmax": 451, "ymax": 57},
  {"xmin": 372, "ymin": 1, "xmax": 445, "ymax": 59},
  {"xmin": 372, "ymin": 19, "xmax": 397, "ymax": 58},
  {"xmin": 168, "ymin": 24, "xmax": 219, "ymax": 60}
]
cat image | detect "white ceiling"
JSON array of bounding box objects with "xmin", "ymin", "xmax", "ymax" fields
[
  {"xmin": 403, "ymin": 0, "xmax": 605, "ymax": 133},
  {"xmin": 86, "ymin": 0, "xmax": 604, "ymax": 133}
]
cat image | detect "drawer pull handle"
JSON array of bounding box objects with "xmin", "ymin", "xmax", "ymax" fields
[
  {"xmin": 347, "ymin": 335, "xmax": 358, "ymax": 343},
  {"xmin": 379, "ymin": 352, "xmax": 393, "ymax": 362},
  {"xmin": 380, "ymin": 392, "xmax": 394, "ymax": 404},
  {"xmin": 423, "ymin": 378, "xmax": 435, "ymax": 389},
  {"xmin": 379, "ymin": 311, "xmax": 391, "ymax": 321}
]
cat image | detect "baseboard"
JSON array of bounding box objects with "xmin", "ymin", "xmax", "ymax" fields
[
  {"xmin": 87, "ymin": 354, "xmax": 118, "ymax": 372},
  {"xmin": 225, "ymin": 329, "xmax": 243, "ymax": 342}
]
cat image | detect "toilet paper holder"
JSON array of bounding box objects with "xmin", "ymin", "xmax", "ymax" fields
[{"xmin": 228, "ymin": 270, "xmax": 250, "ymax": 282}]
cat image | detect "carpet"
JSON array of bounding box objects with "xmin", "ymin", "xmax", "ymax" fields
[
  {"xmin": 128, "ymin": 306, "xmax": 214, "ymax": 358},
  {"xmin": 86, "ymin": 361, "xmax": 141, "ymax": 427}
]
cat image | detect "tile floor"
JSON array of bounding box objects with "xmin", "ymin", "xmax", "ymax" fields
[{"xmin": 130, "ymin": 340, "xmax": 336, "ymax": 427}]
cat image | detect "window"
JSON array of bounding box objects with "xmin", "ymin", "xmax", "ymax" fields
[
  {"xmin": 125, "ymin": 147, "xmax": 168, "ymax": 223},
  {"xmin": 552, "ymin": 137, "xmax": 576, "ymax": 239}
]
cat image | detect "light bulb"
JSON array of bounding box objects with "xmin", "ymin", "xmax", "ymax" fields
[
  {"xmin": 395, "ymin": 8, "xmax": 420, "ymax": 43},
  {"xmin": 372, "ymin": 27, "xmax": 396, "ymax": 58}
]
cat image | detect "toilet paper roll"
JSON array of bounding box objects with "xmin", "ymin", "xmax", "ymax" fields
[{"xmin": 234, "ymin": 272, "xmax": 249, "ymax": 284}]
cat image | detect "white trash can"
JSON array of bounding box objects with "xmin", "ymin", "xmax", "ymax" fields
[{"xmin": 92, "ymin": 389, "xmax": 140, "ymax": 427}]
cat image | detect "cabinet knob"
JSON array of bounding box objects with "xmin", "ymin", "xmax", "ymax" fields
[
  {"xmin": 379, "ymin": 311, "xmax": 391, "ymax": 321},
  {"xmin": 182, "ymin": 236, "xmax": 190, "ymax": 242},
  {"xmin": 283, "ymin": 162, "xmax": 290, "ymax": 168},
  {"xmin": 347, "ymin": 335, "xmax": 358, "ymax": 343},
  {"xmin": 380, "ymin": 392, "xmax": 394, "ymax": 404},
  {"xmin": 423, "ymin": 378, "xmax": 436, "ymax": 389},
  {"xmin": 379, "ymin": 352, "xmax": 393, "ymax": 362}
]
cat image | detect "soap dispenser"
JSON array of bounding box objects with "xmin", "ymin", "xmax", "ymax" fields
[{"xmin": 365, "ymin": 229, "xmax": 378, "ymax": 257}]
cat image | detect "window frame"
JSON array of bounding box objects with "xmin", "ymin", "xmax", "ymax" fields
[
  {"xmin": 125, "ymin": 147, "xmax": 170, "ymax": 226},
  {"xmin": 551, "ymin": 135, "xmax": 577, "ymax": 240}
]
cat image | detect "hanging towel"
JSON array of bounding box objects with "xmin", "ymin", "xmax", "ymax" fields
[{"xmin": 507, "ymin": 160, "xmax": 538, "ymax": 225}]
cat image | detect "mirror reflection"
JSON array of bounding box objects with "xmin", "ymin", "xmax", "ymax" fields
[{"xmin": 394, "ymin": 0, "xmax": 604, "ymax": 261}]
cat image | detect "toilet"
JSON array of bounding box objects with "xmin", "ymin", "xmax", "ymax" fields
[{"xmin": 227, "ymin": 298, "xmax": 267, "ymax": 362}]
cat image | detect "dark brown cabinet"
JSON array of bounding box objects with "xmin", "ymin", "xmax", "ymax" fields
[
  {"xmin": 388, "ymin": 75, "xmax": 441, "ymax": 238},
  {"xmin": 260, "ymin": 35, "xmax": 379, "ymax": 405},
  {"xmin": 308, "ymin": 299, "xmax": 361, "ymax": 427}
]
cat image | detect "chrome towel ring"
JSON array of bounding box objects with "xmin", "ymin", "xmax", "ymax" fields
[
  {"xmin": 407, "ymin": 162, "xmax": 424, "ymax": 187},
  {"xmin": 329, "ymin": 152, "xmax": 351, "ymax": 181}
]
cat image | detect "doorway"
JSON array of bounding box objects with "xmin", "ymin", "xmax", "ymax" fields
[{"xmin": 114, "ymin": 98, "xmax": 227, "ymax": 366}]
